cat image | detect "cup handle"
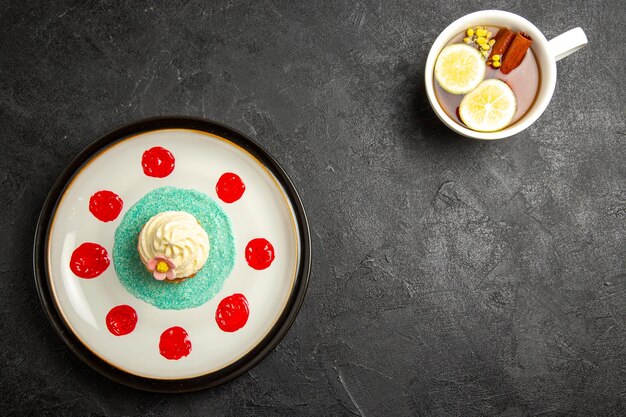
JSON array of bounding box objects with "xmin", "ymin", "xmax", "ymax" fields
[{"xmin": 548, "ymin": 27, "xmax": 588, "ymax": 62}]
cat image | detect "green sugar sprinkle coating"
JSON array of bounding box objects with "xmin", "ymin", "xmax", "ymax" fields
[{"xmin": 113, "ymin": 186, "xmax": 235, "ymax": 310}]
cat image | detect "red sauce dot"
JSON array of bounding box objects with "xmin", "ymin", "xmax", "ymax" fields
[
  {"xmin": 245, "ymin": 238, "xmax": 275, "ymax": 270},
  {"xmin": 216, "ymin": 172, "xmax": 246, "ymax": 203},
  {"xmin": 159, "ymin": 326, "xmax": 191, "ymax": 360},
  {"xmin": 106, "ymin": 305, "xmax": 137, "ymax": 336},
  {"xmin": 215, "ymin": 293, "xmax": 250, "ymax": 332},
  {"xmin": 142, "ymin": 146, "xmax": 175, "ymax": 178},
  {"xmin": 70, "ymin": 242, "xmax": 110, "ymax": 279},
  {"xmin": 89, "ymin": 190, "xmax": 123, "ymax": 222}
]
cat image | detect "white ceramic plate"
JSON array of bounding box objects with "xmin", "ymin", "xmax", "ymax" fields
[{"xmin": 34, "ymin": 117, "xmax": 311, "ymax": 392}]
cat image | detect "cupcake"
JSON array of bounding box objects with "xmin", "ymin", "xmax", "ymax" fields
[{"xmin": 137, "ymin": 211, "xmax": 209, "ymax": 283}]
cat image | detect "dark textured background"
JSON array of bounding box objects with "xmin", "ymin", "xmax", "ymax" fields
[{"xmin": 2, "ymin": 0, "xmax": 625, "ymax": 415}]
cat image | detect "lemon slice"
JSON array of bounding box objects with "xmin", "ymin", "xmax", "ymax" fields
[
  {"xmin": 459, "ymin": 79, "xmax": 517, "ymax": 132},
  {"xmin": 434, "ymin": 43, "xmax": 486, "ymax": 94}
]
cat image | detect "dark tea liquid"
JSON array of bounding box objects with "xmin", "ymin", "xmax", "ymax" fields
[{"xmin": 434, "ymin": 26, "xmax": 540, "ymax": 127}]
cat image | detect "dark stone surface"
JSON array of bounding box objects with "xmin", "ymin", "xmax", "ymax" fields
[{"xmin": 1, "ymin": 0, "xmax": 625, "ymax": 415}]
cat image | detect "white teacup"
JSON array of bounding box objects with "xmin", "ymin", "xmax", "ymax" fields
[{"xmin": 425, "ymin": 10, "xmax": 587, "ymax": 140}]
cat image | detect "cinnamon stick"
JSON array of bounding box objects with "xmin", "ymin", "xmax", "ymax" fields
[
  {"xmin": 488, "ymin": 28, "xmax": 515, "ymax": 61},
  {"xmin": 501, "ymin": 32, "xmax": 533, "ymax": 74}
]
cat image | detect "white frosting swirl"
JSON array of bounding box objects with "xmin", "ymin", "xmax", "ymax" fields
[{"xmin": 138, "ymin": 211, "xmax": 210, "ymax": 279}]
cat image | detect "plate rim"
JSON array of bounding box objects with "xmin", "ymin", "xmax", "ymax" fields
[{"xmin": 33, "ymin": 116, "xmax": 311, "ymax": 393}]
